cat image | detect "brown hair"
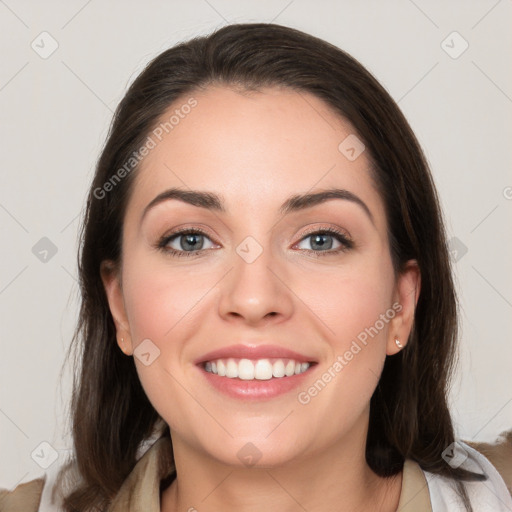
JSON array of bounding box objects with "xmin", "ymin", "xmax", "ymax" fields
[{"xmin": 59, "ymin": 22, "xmax": 484, "ymax": 511}]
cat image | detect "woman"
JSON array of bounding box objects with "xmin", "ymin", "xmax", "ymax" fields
[{"xmin": 1, "ymin": 22, "xmax": 511, "ymax": 512}]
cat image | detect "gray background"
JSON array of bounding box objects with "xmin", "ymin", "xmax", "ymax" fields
[{"xmin": 1, "ymin": 0, "xmax": 511, "ymax": 489}]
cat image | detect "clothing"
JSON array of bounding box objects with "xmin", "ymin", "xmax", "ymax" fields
[{"xmin": 1, "ymin": 432, "xmax": 512, "ymax": 511}]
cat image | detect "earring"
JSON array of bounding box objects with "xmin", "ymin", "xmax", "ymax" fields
[{"xmin": 395, "ymin": 337, "xmax": 403, "ymax": 349}]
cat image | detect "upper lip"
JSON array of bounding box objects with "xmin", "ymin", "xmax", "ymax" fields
[{"xmin": 195, "ymin": 344, "xmax": 318, "ymax": 365}]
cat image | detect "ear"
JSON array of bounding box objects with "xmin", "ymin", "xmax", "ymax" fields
[
  {"xmin": 100, "ymin": 260, "xmax": 133, "ymax": 356},
  {"xmin": 386, "ymin": 259, "xmax": 421, "ymax": 355}
]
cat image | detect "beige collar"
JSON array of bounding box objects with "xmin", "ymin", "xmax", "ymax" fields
[
  {"xmin": 109, "ymin": 436, "xmax": 432, "ymax": 511},
  {"xmin": 109, "ymin": 437, "xmax": 175, "ymax": 511},
  {"xmin": 396, "ymin": 458, "xmax": 433, "ymax": 511}
]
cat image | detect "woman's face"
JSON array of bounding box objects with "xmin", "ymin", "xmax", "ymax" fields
[{"xmin": 102, "ymin": 85, "xmax": 419, "ymax": 467}]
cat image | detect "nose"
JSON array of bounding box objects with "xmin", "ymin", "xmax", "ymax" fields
[{"xmin": 217, "ymin": 238, "xmax": 294, "ymax": 326}]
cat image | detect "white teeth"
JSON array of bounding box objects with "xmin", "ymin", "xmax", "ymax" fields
[
  {"xmin": 272, "ymin": 360, "xmax": 285, "ymax": 378},
  {"xmin": 217, "ymin": 360, "xmax": 226, "ymax": 377},
  {"xmin": 285, "ymin": 360, "xmax": 295, "ymax": 376},
  {"xmin": 226, "ymin": 359, "xmax": 238, "ymax": 378},
  {"xmin": 254, "ymin": 359, "xmax": 273, "ymax": 380},
  {"xmin": 238, "ymin": 359, "xmax": 254, "ymax": 380},
  {"xmin": 204, "ymin": 358, "xmax": 311, "ymax": 380}
]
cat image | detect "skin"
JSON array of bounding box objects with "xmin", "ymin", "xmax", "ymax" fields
[{"xmin": 101, "ymin": 85, "xmax": 420, "ymax": 512}]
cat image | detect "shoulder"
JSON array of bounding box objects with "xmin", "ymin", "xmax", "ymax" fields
[
  {"xmin": 0, "ymin": 434, "xmax": 168, "ymax": 512},
  {"xmin": 2, "ymin": 430, "xmax": 511, "ymax": 511},
  {"xmin": 0, "ymin": 477, "xmax": 46, "ymax": 512},
  {"xmin": 422, "ymin": 428, "xmax": 512, "ymax": 510},
  {"xmin": 0, "ymin": 450, "xmax": 74, "ymax": 512},
  {"xmin": 465, "ymin": 427, "xmax": 512, "ymax": 495}
]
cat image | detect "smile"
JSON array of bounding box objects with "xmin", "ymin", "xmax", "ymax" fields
[
  {"xmin": 195, "ymin": 343, "xmax": 318, "ymax": 400},
  {"xmin": 204, "ymin": 358, "xmax": 311, "ymax": 380}
]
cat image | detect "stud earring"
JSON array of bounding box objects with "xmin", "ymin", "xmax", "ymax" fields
[{"xmin": 395, "ymin": 338, "xmax": 403, "ymax": 349}]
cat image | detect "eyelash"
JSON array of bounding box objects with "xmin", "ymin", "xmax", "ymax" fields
[{"xmin": 156, "ymin": 226, "xmax": 354, "ymax": 259}]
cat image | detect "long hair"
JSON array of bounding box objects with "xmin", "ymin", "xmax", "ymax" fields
[{"xmin": 59, "ymin": 22, "xmax": 484, "ymax": 511}]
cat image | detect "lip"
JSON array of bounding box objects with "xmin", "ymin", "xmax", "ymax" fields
[
  {"xmin": 194, "ymin": 344, "xmax": 318, "ymax": 365},
  {"xmin": 199, "ymin": 366, "xmax": 317, "ymax": 401},
  {"xmin": 194, "ymin": 344, "xmax": 318, "ymax": 401}
]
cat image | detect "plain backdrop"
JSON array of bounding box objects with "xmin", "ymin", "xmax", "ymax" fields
[{"xmin": 1, "ymin": 0, "xmax": 511, "ymax": 489}]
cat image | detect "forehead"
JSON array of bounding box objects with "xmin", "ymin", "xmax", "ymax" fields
[{"xmin": 126, "ymin": 85, "xmax": 385, "ymax": 229}]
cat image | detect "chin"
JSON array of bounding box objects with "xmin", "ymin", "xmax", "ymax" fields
[{"xmin": 197, "ymin": 433, "xmax": 308, "ymax": 470}]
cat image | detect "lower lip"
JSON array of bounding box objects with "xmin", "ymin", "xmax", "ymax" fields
[{"xmin": 198, "ymin": 364, "xmax": 316, "ymax": 401}]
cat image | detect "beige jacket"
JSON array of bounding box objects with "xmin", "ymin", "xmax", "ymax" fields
[{"xmin": 1, "ymin": 430, "xmax": 511, "ymax": 511}]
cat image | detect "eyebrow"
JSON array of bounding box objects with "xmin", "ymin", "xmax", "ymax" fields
[{"xmin": 141, "ymin": 187, "xmax": 374, "ymax": 225}]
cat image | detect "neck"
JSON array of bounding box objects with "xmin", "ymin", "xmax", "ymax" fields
[{"xmin": 161, "ymin": 418, "xmax": 402, "ymax": 512}]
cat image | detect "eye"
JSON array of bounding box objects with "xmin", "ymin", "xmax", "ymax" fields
[
  {"xmin": 157, "ymin": 228, "xmax": 216, "ymax": 258},
  {"xmin": 156, "ymin": 226, "xmax": 354, "ymax": 258},
  {"xmin": 294, "ymin": 227, "xmax": 354, "ymax": 256}
]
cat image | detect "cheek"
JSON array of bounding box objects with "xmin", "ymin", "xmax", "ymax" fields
[
  {"xmin": 299, "ymin": 256, "xmax": 395, "ymax": 347},
  {"xmin": 120, "ymin": 249, "xmax": 220, "ymax": 397},
  {"xmin": 120, "ymin": 256, "xmax": 208, "ymax": 431},
  {"xmin": 296, "ymin": 256, "xmax": 395, "ymax": 397},
  {"xmin": 294, "ymin": 281, "xmax": 393, "ymax": 432},
  {"xmin": 121, "ymin": 252, "xmax": 210, "ymax": 343}
]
